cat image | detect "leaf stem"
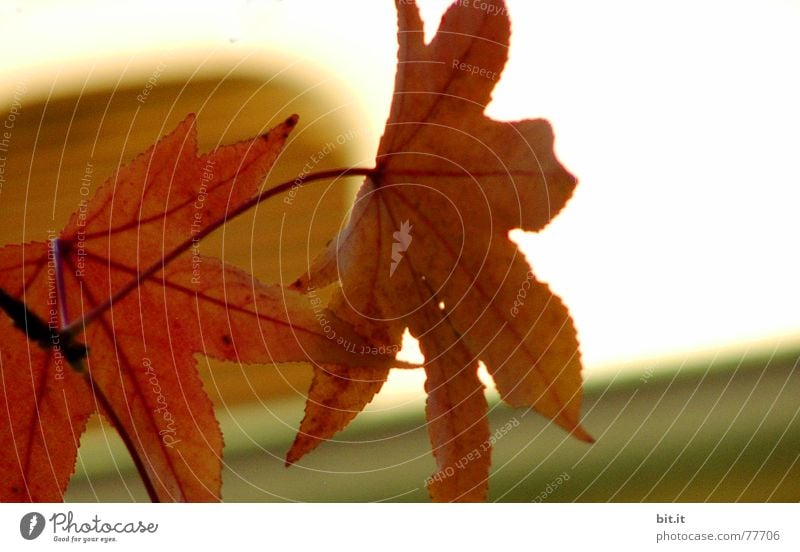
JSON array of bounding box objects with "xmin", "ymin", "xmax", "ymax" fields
[
  {"xmin": 60, "ymin": 166, "xmax": 374, "ymax": 337},
  {"xmin": 50, "ymin": 238, "xmax": 70, "ymax": 327},
  {"xmin": 82, "ymin": 368, "xmax": 161, "ymax": 503}
]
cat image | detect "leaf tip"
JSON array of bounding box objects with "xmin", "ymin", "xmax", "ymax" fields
[
  {"xmin": 269, "ymin": 114, "xmax": 299, "ymax": 141},
  {"xmin": 572, "ymin": 424, "xmax": 595, "ymax": 444},
  {"xmin": 285, "ymin": 114, "xmax": 299, "ymax": 128},
  {"xmin": 180, "ymin": 112, "xmax": 198, "ymax": 132},
  {"xmin": 284, "ymin": 440, "xmax": 313, "ymax": 467}
]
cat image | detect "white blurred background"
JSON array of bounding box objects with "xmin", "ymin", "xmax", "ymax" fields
[{"xmin": 2, "ymin": 0, "xmax": 799, "ymax": 376}]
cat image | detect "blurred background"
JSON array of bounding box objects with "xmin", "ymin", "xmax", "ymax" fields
[{"xmin": 0, "ymin": 0, "xmax": 798, "ymax": 501}]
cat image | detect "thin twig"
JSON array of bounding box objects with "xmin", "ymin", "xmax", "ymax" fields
[
  {"xmin": 61, "ymin": 166, "xmax": 374, "ymax": 336},
  {"xmin": 82, "ymin": 367, "xmax": 161, "ymax": 503}
]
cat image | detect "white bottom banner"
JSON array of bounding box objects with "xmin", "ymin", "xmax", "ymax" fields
[{"xmin": 1, "ymin": 503, "xmax": 797, "ymax": 550}]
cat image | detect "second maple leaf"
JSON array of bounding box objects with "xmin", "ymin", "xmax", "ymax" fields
[{"xmin": 290, "ymin": 0, "xmax": 591, "ymax": 502}]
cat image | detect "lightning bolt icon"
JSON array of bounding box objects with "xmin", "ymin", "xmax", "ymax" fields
[
  {"xmin": 390, "ymin": 220, "xmax": 413, "ymax": 277},
  {"xmin": 28, "ymin": 514, "xmax": 38, "ymax": 536}
]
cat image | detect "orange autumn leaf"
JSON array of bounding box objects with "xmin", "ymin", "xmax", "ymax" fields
[
  {"xmin": 291, "ymin": 0, "xmax": 591, "ymax": 501},
  {"xmin": 0, "ymin": 115, "xmax": 394, "ymax": 502}
]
